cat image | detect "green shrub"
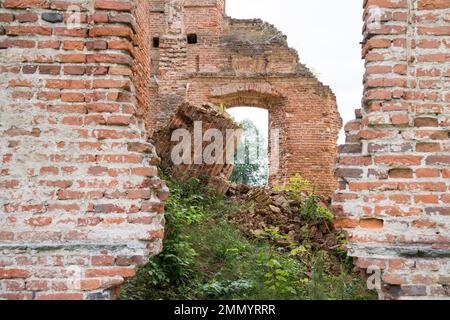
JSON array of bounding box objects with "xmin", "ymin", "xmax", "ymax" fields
[
  {"xmin": 300, "ymin": 194, "xmax": 333, "ymax": 223},
  {"xmin": 258, "ymin": 254, "xmax": 300, "ymax": 296},
  {"xmin": 273, "ymin": 173, "xmax": 312, "ymax": 196},
  {"xmin": 274, "ymin": 174, "xmax": 333, "ymax": 223},
  {"xmin": 201, "ymin": 279, "xmax": 254, "ymax": 299}
]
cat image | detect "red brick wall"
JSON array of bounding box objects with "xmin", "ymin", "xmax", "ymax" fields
[
  {"xmin": 133, "ymin": 0, "xmax": 152, "ymax": 120},
  {"xmin": 185, "ymin": 76, "xmax": 340, "ymax": 196},
  {"xmin": 333, "ymin": 0, "xmax": 449, "ymax": 299},
  {"xmin": 153, "ymin": 103, "xmax": 241, "ymax": 194},
  {"xmin": 0, "ymin": 0, "xmax": 165, "ymax": 300},
  {"xmin": 150, "ymin": 1, "xmax": 342, "ymax": 197}
]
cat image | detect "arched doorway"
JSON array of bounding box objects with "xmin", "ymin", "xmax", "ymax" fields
[
  {"xmin": 227, "ymin": 106, "xmax": 269, "ymax": 186},
  {"xmin": 210, "ymin": 90, "xmax": 287, "ymax": 187}
]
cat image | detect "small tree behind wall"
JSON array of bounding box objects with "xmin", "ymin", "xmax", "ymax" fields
[{"xmin": 231, "ymin": 119, "xmax": 268, "ymax": 186}]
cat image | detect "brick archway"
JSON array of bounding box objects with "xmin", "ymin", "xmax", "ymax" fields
[
  {"xmin": 210, "ymin": 90, "xmax": 286, "ymax": 186},
  {"xmin": 210, "ymin": 89, "xmax": 285, "ymax": 110},
  {"xmin": 177, "ymin": 73, "xmax": 341, "ymax": 195},
  {"xmin": 148, "ymin": 0, "xmax": 342, "ymax": 196}
]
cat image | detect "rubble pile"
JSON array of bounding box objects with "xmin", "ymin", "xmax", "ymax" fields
[{"xmin": 227, "ymin": 184, "xmax": 340, "ymax": 251}]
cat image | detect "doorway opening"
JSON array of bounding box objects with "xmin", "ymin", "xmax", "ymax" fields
[{"xmin": 227, "ymin": 107, "xmax": 269, "ymax": 186}]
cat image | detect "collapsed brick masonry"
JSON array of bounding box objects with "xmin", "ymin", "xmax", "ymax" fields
[
  {"xmin": 0, "ymin": 0, "xmax": 167, "ymax": 299},
  {"xmin": 153, "ymin": 102, "xmax": 241, "ymax": 194},
  {"xmin": 333, "ymin": 0, "xmax": 450, "ymax": 299}
]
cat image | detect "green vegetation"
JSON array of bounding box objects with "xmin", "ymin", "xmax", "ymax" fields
[
  {"xmin": 299, "ymin": 195, "xmax": 334, "ymax": 223},
  {"xmin": 274, "ymin": 174, "xmax": 333, "ymax": 222},
  {"xmin": 119, "ymin": 176, "xmax": 376, "ymax": 300},
  {"xmin": 273, "ymin": 173, "xmax": 313, "ymax": 195}
]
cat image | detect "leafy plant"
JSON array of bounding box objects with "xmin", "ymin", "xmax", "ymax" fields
[
  {"xmin": 256, "ymin": 251, "xmax": 301, "ymax": 297},
  {"xmin": 166, "ymin": 177, "xmax": 207, "ymax": 226},
  {"xmin": 275, "ymin": 174, "xmax": 333, "ymax": 223},
  {"xmin": 274, "ymin": 173, "xmax": 313, "ymax": 197},
  {"xmin": 300, "ymin": 195, "xmax": 333, "ymax": 223},
  {"xmin": 201, "ymin": 279, "xmax": 254, "ymax": 298},
  {"xmin": 257, "ymin": 227, "xmax": 288, "ymax": 242},
  {"xmin": 217, "ymin": 102, "xmax": 227, "ymax": 114}
]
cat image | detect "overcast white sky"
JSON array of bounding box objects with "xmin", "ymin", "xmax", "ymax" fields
[{"xmin": 226, "ymin": 0, "xmax": 364, "ymax": 143}]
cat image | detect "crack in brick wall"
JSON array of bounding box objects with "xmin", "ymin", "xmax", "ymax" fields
[{"xmin": 333, "ymin": 0, "xmax": 450, "ymax": 299}]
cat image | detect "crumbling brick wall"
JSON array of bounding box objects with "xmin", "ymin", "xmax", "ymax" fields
[
  {"xmin": 153, "ymin": 103, "xmax": 240, "ymax": 194},
  {"xmin": 149, "ymin": 0, "xmax": 342, "ymax": 197},
  {"xmin": 333, "ymin": 0, "xmax": 449, "ymax": 299},
  {"xmin": 0, "ymin": 0, "xmax": 166, "ymax": 300},
  {"xmin": 3, "ymin": 0, "xmax": 447, "ymax": 301}
]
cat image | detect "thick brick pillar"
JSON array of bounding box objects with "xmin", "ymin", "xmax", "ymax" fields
[
  {"xmin": 0, "ymin": 0, "xmax": 166, "ymax": 300},
  {"xmin": 333, "ymin": 0, "xmax": 449, "ymax": 299}
]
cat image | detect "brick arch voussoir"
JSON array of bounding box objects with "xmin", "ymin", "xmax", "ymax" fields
[{"xmin": 210, "ymin": 90, "xmax": 286, "ymax": 110}]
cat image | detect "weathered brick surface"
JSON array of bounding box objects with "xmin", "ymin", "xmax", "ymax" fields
[
  {"xmin": 0, "ymin": 0, "xmax": 166, "ymax": 300},
  {"xmin": 333, "ymin": 0, "xmax": 450, "ymax": 299},
  {"xmin": 153, "ymin": 103, "xmax": 240, "ymax": 194},
  {"xmin": 3, "ymin": 0, "xmax": 447, "ymax": 301},
  {"xmin": 149, "ymin": 0, "xmax": 342, "ymax": 197}
]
